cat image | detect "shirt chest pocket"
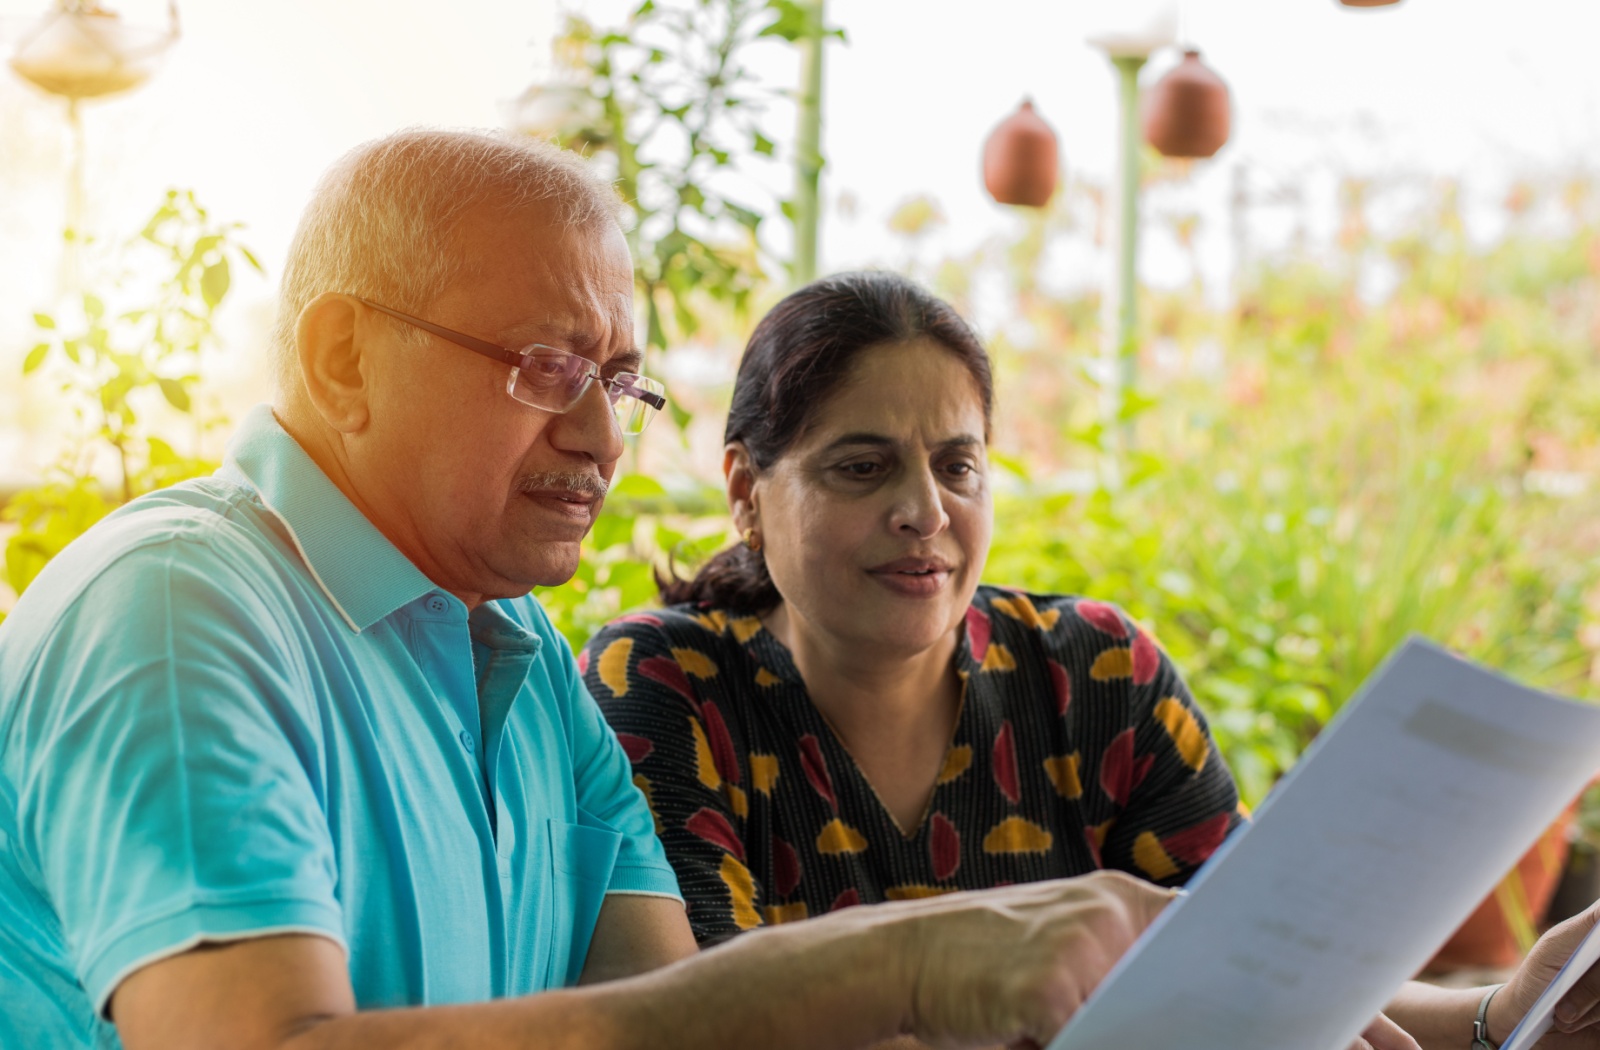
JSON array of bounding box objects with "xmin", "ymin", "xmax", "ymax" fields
[{"xmin": 541, "ymin": 811, "xmax": 622, "ymax": 988}]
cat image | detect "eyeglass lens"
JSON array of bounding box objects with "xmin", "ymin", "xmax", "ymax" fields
[{"xmin": 507, "ymin": 358, "xmax": 664, "ymax": 434}]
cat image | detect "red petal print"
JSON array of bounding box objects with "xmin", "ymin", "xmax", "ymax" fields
[
  {"xmin": 617, "ymin": 613, "xmax": 665, "ymax": 626},
  {"xmin": 639, "ymin": 656, "xmax": 697, "ymax": 706},
  {"xmin": 965, "ymin": 605, "xmax": 992, "ymax": 664},
  {"xmin": 1099, "ymin": 728, "xmax": 1155, "ymax": 806},
  {"xmin": 992, "ymin": 721, "xmax": 1020, "ymax": 804},
  {"xmin": 930, "ymin": 812, "xmax": 961, "ymax": 881},
  {"xmin": 686, "ymin": 807, "xmax": 745, "ymax": 860},
  {"xmin": 1161, "ymin": 812, "xmax": 1233, "ymax": 866},
  {"xmin": 772, "ymin": 836, "xmax": 802, "ymax": 897},
  {"xmin": 702, "ymin": 702, "xmax": 741, "ymax": 785},
  {"xmin": 1083, "ymin": 826, "xmax": 1104, "ymax": 868},
  {"xmin": 616, "ymin": 733, "xmax": 654, "ymax": 764},
  {"xmin": 1075, "ymin": 600, "xmax": 1128, "ymax": 639},
  {"xmin": 1048, "ymin": 659, "xmax": 1072, "ymax": 715},
  {"xmin": 576, "ymin": 649, "xmax": 590, "ymax": 676},
  {"xmin": 798, "ymin": 734, "xmax": 837, "ymax": 808},
  {"xmin": 830, "ymin": 888, "xmax": 860, "ymax": 912},
  {"xmin": 1131, "ymin": 630, "xmax": 1159, "ymax": 686}
]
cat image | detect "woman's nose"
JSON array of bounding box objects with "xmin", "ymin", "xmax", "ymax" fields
[{"xmin": 889, "ymin": 466, "xmax": 949, "ymax": 539}]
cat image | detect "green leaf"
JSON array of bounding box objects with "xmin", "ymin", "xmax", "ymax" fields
[
  {"xmin": 32, "ymin": 312, "xmax": 55, "ymax": 330},
  {"xmin": 158, "ymin": 378, "xmax": 192, "ymax": 412},
  {"xmin": 200, "ymin": 257, "xmax": 231, "ymax": 308},
  {"xmin": 239, "ymin": 246, "xmax": 266, "ymax": 274},
  {"xmin": 752, "ymin": 131, "xmax": 775, "ymax": 156},
  {"xmin": 22, "ymin": 343, "xmax": 49, "ymax": 374},
  {"xmin": 82, "ymin": 293, "xmax": 104, "ymax": 320},
  {"xmin": 760, "ymin": 0, "xmax": 810, "ymax": 41}
]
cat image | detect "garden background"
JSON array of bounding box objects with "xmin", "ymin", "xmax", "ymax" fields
[{"xmin": 3, "ymin": 0, "xmax": 1600, "ymax": 905}]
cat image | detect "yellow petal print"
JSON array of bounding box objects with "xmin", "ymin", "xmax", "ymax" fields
[
  {"xmin": 598, "ymin": 637, "xmax": 633, "ymax": 697},
  {"xmin": 672, "ymin": 647, "xmax": 719, "ymax": 680},
  {"xmin": 1154, "ymin": 697, "xmax": 1208, "ymax": 771},
  {"xmin": 730, "ymin": 616, "xmax": 763, "ymax": 642},
  {"xmin": 1236, "ymin": 799, "xmax": 1252, "ymax": 820},
  {"xmin": 1133, "ymin": 830, "xmax": 1180, "ymax": 880},
  {"xmin": 693, "ymin": 610, "xmax": 729, "ymax": 634},
  {"xmin": 690, "ymin": 716, "xmax": 722, "ymax": 790},
  {"xmin": 937, "ymin": 745, "xmax": 973, "ymax": 785},
  {"xmin": 1043, "ymin": 753, "xmax": 1083, "ymax": 799},
  {"xmin": 980, "ymin": 643, "xmax": 1018, "ymax": 672},
  {"xmin": 982, "ymin": 816, "xmax": 1054, "ymax": 855},
  {"xmin": 762, "ymin": 902, "xmax": 810, "ymax": 924},
  {"xmin": 633, "ymin": 774, "xmax": 661, "ymax": 834},
  {"xmin": 750, "ymin": 753, "xmax": 780, "ymax": 795},
  {"xmin": 721, "ymin": 853, "xmax": 761, "ymax": 930},
  {"xmin": 885, "ymin": 885, "xmax": 955, "ymax": 901},
  {"xmin": 1090, "ymin": 647, "xmax": 1133, "ymax": 681},
  {"xmin": 1090, "ymin": 819, "xmax": 1115, "ymax": 850},
  {"xmin": 991, "ymin": 595, "xmax": 1061, "ymax": 631},
  {"xmin": 723, "ymin": 782, "xmax": 749, "ymax": 818},
  {"xmin": 754, "ymin": 667, "xmax": 781, "ymax": 688},
  {"xmin": 816, "ymin": 818, "xmax": 869, "ymax": 855}
]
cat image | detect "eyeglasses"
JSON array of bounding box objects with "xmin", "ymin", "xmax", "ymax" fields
[{"xmin": 354, "ymin": 297, "xmax": 667, "ymax": 435}]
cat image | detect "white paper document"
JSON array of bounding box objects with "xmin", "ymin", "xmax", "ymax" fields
[{"xmin": 1048, "ymin": 638, "xmax": 1600, "ymax": 1050}]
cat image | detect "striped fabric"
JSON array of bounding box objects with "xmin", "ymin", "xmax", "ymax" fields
[{"xmin": 581, "ymin": 585, "xmax": 1243, "ymax": 945}]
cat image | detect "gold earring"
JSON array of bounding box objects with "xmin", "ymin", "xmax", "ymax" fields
[{"xmin": 742, "ymin": 527, "xmax": 762, "ymax": 553}]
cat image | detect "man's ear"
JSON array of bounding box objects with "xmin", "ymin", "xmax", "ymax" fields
[
  {"xmin": 724, "ymin": 443, "xmax": 760, "ymax": 533},
  {"xmin": 295, "ymin": 293, "xmax": 371, "ymax": 434}
]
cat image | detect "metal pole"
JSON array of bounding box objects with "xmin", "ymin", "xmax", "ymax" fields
[
  {"xmin": 790, "ymin": 0, "xmax": 825, "ymax": 288},
  {"xmin": 1102, "ymin": 55, "xmax": 1146, "ymax": 475}
]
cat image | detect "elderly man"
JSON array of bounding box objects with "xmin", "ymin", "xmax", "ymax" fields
[{"xmin": 0, "ymin": 129, "xmax": 1176, "ymax": 1050}]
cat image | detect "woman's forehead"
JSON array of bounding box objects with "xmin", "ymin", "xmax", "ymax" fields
[{"xmin": 801, "ymin": 340, "xmax": 988, "ymax": 444}]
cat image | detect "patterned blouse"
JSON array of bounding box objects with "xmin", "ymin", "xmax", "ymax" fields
[{"xmin": 580, "ymin": 585, "xmax": 1242, "ymax": 945}]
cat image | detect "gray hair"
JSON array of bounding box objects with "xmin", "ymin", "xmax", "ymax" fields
[{"xmin": 269, "ymin": 128, "xmax": 624, "ymax": 398}]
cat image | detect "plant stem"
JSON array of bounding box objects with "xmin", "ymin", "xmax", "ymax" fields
[{"xmin": 790, "ymin": 0, "xmax": 825, "ymax": 288}]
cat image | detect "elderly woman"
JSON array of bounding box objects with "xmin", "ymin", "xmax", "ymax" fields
[
  {"xmin": 582, "ymin": 271, "xmax": 1240, "ymax": 936},
  {"xmin": 582, "ymin": 272, "xmax": 1600, "ymax": 1050}
]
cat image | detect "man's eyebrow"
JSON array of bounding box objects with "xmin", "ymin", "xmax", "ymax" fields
[{"xmin": 603, "ymin": 347, "xmax": 645, "ymax": 374}]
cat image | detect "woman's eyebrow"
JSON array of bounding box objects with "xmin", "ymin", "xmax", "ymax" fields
[{"xmin": 818, "ymin": 432, "xmax": 985, "ymax": 454}]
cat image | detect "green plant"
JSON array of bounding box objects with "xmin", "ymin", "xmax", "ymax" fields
[{"xmin": 3, "ymin": 190, "xmax": 259, "ymax": 617}]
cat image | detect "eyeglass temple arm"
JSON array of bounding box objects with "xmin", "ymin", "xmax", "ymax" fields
[{"xmin": 355, "ymin": 297, "xmax": 528, "ymax": 369}]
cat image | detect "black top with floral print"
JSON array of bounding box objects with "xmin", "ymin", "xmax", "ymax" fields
[{"xmin": 581, "ymin": 585, "xmax": 1243, "ymax": 945}]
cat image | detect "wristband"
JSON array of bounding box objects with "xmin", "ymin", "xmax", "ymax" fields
[{"xmin": 1472, "ymin": 984, "xmax": 1503, "ymax": 1050}]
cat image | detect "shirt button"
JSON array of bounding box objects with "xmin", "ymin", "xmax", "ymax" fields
[
  {"xmin": 459, "ymin": 729, "xmax": 475, "ymax": 752},
  {"xmin": 427, "ymin": 595, "xmax": 449, "ymax": 614}
]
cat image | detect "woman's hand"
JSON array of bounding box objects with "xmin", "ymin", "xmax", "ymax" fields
[{"xmin": 1489, "ymin": 900, "xmax": 1600, "ymax": 1045}]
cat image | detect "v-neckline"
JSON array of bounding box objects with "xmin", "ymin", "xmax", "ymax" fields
[{"xmin": 740, "ymin": 614, "xmax": 981, "ymax": 840}]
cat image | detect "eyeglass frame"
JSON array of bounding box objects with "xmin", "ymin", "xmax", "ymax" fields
[{"xmin": 351, "ymin": 295, "xmax": 667, "ymax": 427}]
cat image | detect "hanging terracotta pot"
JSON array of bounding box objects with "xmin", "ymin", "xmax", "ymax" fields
[
  {"xmin": 982, "ymin": 99, "xmax": 1059, "ymax": 208},
  {"xmin": 1142, "ymin": 49, "xmax": 1231, "ymax": 160},
  {"xmin": 1339, "ymin": 0, "xmax": 1403, "ymax": 7},
  {"xmin": 8, "ymin": 2, "xmax": 181, "ymax": 102}
]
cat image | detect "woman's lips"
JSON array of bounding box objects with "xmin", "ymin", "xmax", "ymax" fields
[
  {"xmin": 866, "ymin": 558, "xmax": 955, "ymax": 598},
  {"xmin": 521, "ymin": 490, "xmax": 597, "ymax": 523}
]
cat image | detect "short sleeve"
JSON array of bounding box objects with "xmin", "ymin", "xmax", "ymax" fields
[
  {"xmin": 582, "ymin": 617, "xmax": 762, "ymax": 944},
  {"xmin": 536, "ymin": 610, "xmax": 682, "ymax": 902},
  {"xmin": 5, "ymin": 537, "xmax": 345, "ymax": 1013},
  {"xmin": 1084, "ymin": 606, "xmax": 1242, "ymax": 886}
]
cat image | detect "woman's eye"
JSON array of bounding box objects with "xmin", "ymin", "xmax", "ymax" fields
[
  {"xmin": 839, "ymin": 461, "xmax": 882, "ymax": 478},
  {"xmin": 944, "ymin": 461, "xmax": 978, "ymax": 478}
]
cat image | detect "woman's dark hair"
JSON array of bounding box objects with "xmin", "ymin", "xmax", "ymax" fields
[{"xmin": 659, "ymin": 270, "xmax": 994, "ymax": 612}]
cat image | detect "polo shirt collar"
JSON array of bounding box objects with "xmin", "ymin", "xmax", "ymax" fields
[{"xmin": 218, "ymin": 404, "xmax": 438, "ymax": 633}]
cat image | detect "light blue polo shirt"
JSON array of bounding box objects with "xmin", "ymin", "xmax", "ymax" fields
[{"xmin": 0, "ymin": 405, "xmax": 681, "ymax": 1048}]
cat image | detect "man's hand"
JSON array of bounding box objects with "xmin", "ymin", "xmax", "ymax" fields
[
  {"xmin": 1349, "ymin": 1012, "xmax": 1421, "ymax": 1050},
  {"xmin": 892, "ymin": 870, "xmax": 1177, "ymax": 1048},
  {"xmin": 1490, "ymin": 900, "xmax": 1600, "ymax": 1046}
]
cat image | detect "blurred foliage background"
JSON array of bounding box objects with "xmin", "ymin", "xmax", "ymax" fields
[{"xmin": 5, "ymin": 0, "xmax": 1600, "ymax": 811}]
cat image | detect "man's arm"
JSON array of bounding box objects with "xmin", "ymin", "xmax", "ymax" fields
[
  {"xmin": 112, "ymin": 870, "xmax": 1175, "ymax": 1050},
  {"xmin": 578, "ymin": 895, "xmax": 698, "ymax": 985}
]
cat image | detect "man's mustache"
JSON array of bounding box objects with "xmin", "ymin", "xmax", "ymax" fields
[{"xmin": 516, "ymin": 471, "xmax": 610, "ymax": 501}]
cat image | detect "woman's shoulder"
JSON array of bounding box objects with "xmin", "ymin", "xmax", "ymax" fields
[
  {"xmin": 583, "ymin": 602, "xmax": 765, "ymax": 653},
  {"xmin": 969, "ymin": 585, "xmax": 1155, "ymax": 669}
]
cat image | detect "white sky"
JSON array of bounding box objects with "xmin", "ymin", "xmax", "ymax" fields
[{"xmin": 2, "ymin": 0, "xmax": 1600, "ymax": 477}]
